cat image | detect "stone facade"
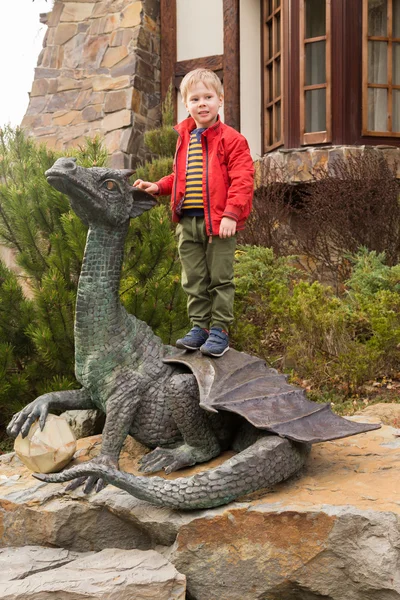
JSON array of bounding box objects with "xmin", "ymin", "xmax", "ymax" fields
[{"xmin": 21, "ymin": 0, "xmax": 161, "ymax": 168}]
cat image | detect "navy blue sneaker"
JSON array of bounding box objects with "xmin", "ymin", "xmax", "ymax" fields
[
  {"xmin": 200, "ymin": 326, "xmax": 229, "ymax": 357},
  {"xmin": 176, "ymin": 326, "xmax": 209, "ymax": 350}
]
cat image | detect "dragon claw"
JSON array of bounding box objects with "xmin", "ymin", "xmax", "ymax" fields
[
  {"xmin": 32, "ymin": 472, "xmax": 49, "ymax": 482},
  {"xmin": 66, "ymin": 476, "xmax": 89, "ymax": 492},
  {"xmin": 82, "ymin": 475, "xmax": 99, "ymax": 494},
  {"xmin": 164, "ymin": 462, "xmax": 181, "ymax": 475},
  {"xmin": 138, "ymin": 446, "xmax": 196, "ymax": 474}
]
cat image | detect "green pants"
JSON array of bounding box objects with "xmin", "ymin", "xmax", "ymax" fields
[{"xmin": 176, "ymin": 216, "xmax": 236, "ymax": 331}]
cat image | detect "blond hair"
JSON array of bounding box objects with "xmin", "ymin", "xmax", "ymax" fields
[{"xmin": 180, "ymin": 68, "xmax": 223, "ymax": 103}]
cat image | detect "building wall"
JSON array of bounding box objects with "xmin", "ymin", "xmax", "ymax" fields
[
  {"xmin": 176, "ymin": 0, "xmax": 223, "ymax": 62},
  {"xmin": 174, "ymin": 0, "xmax": 261, "ymax": 157},
  {"xmin": 240, "ymin": 0, "xmax": 262, "ymax": 158},
  {"xmin": 21, "ymin": 0, "xmax": 161, "ymax": 168},
  {"xmin": 22, "ymin": 0, "xmax": 262, "ymax": 163},
  {"xmin": 176, "ymin": 0, "xmax": 224, "ymax": 124}
]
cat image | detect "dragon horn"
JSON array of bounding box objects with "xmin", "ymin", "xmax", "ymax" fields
[{"xmin": 120, "ymin": 169, "xmax": 135, "ymax": 179}]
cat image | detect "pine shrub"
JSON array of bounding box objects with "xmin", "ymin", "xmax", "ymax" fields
[
  {"xmin": 134, "ymin": 86, "xmax": 176, "ymax": 203},
  {"xmin": 128, "ymin": 85, "xmax": 188, "ymax": 340},
  {"xmin": 121, "ymin": 205, "xmax": 188, "ymax": 343},
  {"xmin": 0, "ymin": 261, "xmax": 35, "ymax": 443},
  {"xmin": 0, "ymin": 119, "xmax": 187, "ymax": 440},
  {"xmin": 232, "ymin": 245, "xmax": 400, "ymax": 394}
]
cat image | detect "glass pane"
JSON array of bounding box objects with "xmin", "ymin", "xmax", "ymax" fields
[
  {"xmin": 393, "ymin": 90, "xmax": 400, "ymax": 131},
  {"xmin": 305, "ymin": 0, "xmax": 326, "ymax": 39},
  {"xmin": 394, "ymin": 0, "xmax": 400, "ymax": 37},
  {"xmin": 305, "ymin": 41, "xmax": 326, "ymax": 85},
  {"xmin": 267, "ymin": 0, "xmax": 273, "ymax": 17},
  {"xmin": 394, "ymin": 43, "xmax": 400, "ymax": 83},
  {"xmin": 274, "ymin": 0, "xmax": 281, "ymax": 7},
  {"xmin": 368, "ymin": 87, "xmax": 388, "ymax": 131},
  {"xmin": 276, "ymin": 58, "xmax": 281, "ymax": 96},
  {"xmin": 275, "ymin": 102, "xmax": 281, "ymax": 140},
  {"xmin": 368, "ymin": 41, "xmax": 388, "ymax": 83},
  {"xmin": 305, "ymin": 88, "xmax": 326, "ymax": 132},
  {"xmin": 267, "ymin": 64, "xmax": 273, "ymax": 102},
  {"xmin": 368, "ymin": 0, "xmax": 387, "ymax": 37},
  {"xmin": 267, "ymin": 22, "xmax": 273, "ymax": 58},
  {"xmin": 267, "ymin": 107, "xmax": 273, "ymax": 146},
  {"xmin": 275, "ymin": 13, "xmax": 281, "ymax": 53}
]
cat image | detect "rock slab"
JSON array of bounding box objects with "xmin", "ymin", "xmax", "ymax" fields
[
  {"xmin": 0, "ymin": 546, "xmax": 90, "ymax": 583},
  {"xmin": 0, "ymin": 416, "xmax": 399, "ymax": 600},
  {"xmin": 0, "ymin": 546, "xmax": 186, "ymax": 600}
]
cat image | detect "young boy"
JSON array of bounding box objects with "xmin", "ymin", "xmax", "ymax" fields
[{"xmin": 134, "ymin": 68, "xmax": 254, "ymax": 357}]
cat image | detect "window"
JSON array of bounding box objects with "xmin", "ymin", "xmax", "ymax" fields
[
  {"xmin": 263, "ymin": 0, "xmax": 283, "ymax": 150},
  {"xmin": 299, "ymin": 0, "xmax": 331, "ymax": 144},
  {"xmin": 363, "ymin": 0, "xmax": 400, "ymax": 135}
]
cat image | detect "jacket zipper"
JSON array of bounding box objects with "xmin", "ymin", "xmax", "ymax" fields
[
  {"xmin": 204, "ymin": 137, "xmax": 213, "ymax": 241},
  {"xmin": 173, "ymin": 134, "xmax": 182, "ymax": 213}
]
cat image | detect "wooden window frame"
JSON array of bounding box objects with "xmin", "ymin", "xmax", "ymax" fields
[
  {"xmin": 362, "ymin": 0, "xmax": 400, "ymax": 136},
  {"xmin": 174, "ymin": 56, "xmax": 224, "ymax": 89},
  {"xmin": 299, "ymin": 0, "xmax": 332, "ymax": 145},
  {"xmin": 160, "ymin": 0, "xmax": 240, "ymax": 130},
  {"xmin": 263, "ymin": 0, "xmax": 284, "ymax": 152},
  {"xmin": 160, "ymin": 0, "xmax": 177, "ymax": 119}
]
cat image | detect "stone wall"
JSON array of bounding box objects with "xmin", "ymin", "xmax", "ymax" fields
[
  {"xmin": 259, "ymin": 144, "xmax": 400, "ymax": 184},
  {"xmin": 21, "ymin": 0, "xmax": 161, "ymax": 169}
]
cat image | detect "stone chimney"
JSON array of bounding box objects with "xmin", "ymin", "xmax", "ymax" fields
[{"xmin": 22, "ymin": 0, "xmax": 161, "ymax": 169}]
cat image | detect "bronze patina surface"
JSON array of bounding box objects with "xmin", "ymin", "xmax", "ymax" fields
[
  {"xmin": 164, "ymin": 349, "xmax": 379, "ymax": 444},
  {"xmin": 7, "ymin": 157, "xmax": 379, "ymax": 510}
]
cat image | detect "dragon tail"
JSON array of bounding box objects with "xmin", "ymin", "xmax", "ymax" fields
[{"xmin": 33, "ymin": 437, "xmax": 309, "ymax": 510}]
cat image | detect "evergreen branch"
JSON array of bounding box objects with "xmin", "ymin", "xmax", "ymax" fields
[
  {"xmin": 0, "ymin": 198, "xmax": 22, "ymax": 252},
  {"xmin": 23, "ymin": 221, "xmax": 48, "ymax": 274}
]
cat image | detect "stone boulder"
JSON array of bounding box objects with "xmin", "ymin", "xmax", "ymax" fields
[
  {"xmin": 1, "ymin": 415, "xmax": 399, "ymax": 600},
  {"xmin": 60, "ymin": 409, "xmax": 105, "ymax": 439},
  {"xmin": 14, "ymin": 414, "xmax": 76, "ymax": 473},
  {"xmin": 0, "ymin": 546, "xmax": 186, "ymax": 600},
  {"xmin": 356, "ymin": 402, "xmax": 400, "ymax": 427}
]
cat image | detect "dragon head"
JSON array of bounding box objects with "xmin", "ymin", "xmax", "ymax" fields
[{"xmin": 45, "ymin": 157, "xmax": 156, "ymax": 227}]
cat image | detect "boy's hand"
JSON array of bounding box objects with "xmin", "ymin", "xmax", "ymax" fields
[
  {"xmin": 133, "ymin": 179, "xmax": 159, "ymax": 195},
  {"xmin": 219, "ymin": 217, "xmax": 237, "ymax": 238}
]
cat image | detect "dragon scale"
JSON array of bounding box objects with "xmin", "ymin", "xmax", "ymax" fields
[{"xmin": 7, "ymin": 157, "xmax": 379, "ymax": 510}]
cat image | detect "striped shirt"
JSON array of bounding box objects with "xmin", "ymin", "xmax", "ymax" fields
[{"xmin": 182, "ymin": 129, "xmax": 204, "ymax": 213}]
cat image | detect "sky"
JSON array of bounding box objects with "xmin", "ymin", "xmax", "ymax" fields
[{"xmin": 0, "ymin": 0, "xmax": 49, "ymax": 127}]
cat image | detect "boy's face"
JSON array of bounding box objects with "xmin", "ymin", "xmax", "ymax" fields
[{"xmin": 184, "ymin": 82, "xmax": 223, "ymax": 129}]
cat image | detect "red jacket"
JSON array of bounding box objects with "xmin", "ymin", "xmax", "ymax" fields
[{"xmin": 155, "ymin": 117, "xmax": 254, "ymax": 236}]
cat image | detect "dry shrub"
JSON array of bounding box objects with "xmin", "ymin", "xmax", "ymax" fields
[
  {"xmin": 242, "ymin": 151, "xmax": 400, "ymax": 290},
  {"xmin": 294, "ymin": 151, "xmax": 400, "ymax": 289},
  {"xmin": 238, "ymin": 160, "xmax": 297, "ymax": 256}
]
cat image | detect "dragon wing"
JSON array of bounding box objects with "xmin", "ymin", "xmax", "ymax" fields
[{"xmin": 163, "ymin": 348, "xmax": 380, "ymax": 444}]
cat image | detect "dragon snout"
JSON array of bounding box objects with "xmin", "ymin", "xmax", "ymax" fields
[
  {"xmin": 45, "ymin": 157, "xmax": 78, "ymax": 194},
  {"xmin": 45, "ymin": 157, "xmax": 77, "ymax": 179}
]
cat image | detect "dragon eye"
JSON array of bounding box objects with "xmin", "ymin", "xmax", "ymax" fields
[{"xmin": 103, "ymin": 180, "xmax": 118, "ymax": 191}]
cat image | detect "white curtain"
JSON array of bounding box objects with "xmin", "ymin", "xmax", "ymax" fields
[
  {"xmin": 393, "ymin": 0, "xmax": 400, "ymax": 130},
  {"xmin": 368, "ymin": 0, "xmax": 388, "ymax": 131},
  {"xmin": 304, "ymin": 2, "xmax": 326, "ymax": 133}
]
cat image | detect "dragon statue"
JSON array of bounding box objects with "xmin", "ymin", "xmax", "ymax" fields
[{"xmin": 7, "ymin": 157, "xmax": 379, "ymax": 510}]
